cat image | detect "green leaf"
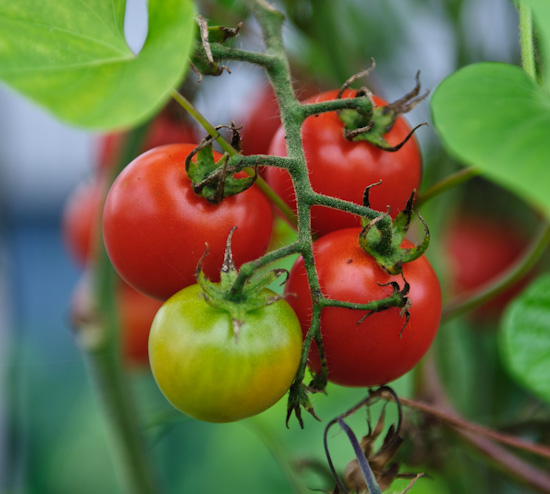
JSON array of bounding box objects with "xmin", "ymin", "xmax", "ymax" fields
[
  {"xmin": 431, "ymin": 62, "xmax": 550, "ymax": 217},
  {"xmin": 0, "ymin": 0, "xmax": 196, "ymax": 130},
  {"xmin": 499, "ymin": 274, "xmax": 550, "ymax": 404}
]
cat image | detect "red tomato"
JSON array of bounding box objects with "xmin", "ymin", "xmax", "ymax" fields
[
  {"xmin": 265, "ymin": 90, "xmax": 422, "ymax": 236},
  {"xmin": 96, "ymin": 114, "xmax": 197, "ymax": 174},
  {"xmin": 71, "ymin": 274, "xmax": 163, "ymax": 367},
  {"xmin": 285, "ymin": 228, "xmax": 441, "ymax": 387},
  {"xmin": 62, "ymin": 178, "xmax": 106, "ymax": 266},
  {"xmin": 102, "ymin": 143, "xmax": 274, "ymax": 300},
  {"xmin": 443, "ymin": 214, "xmax": 530, "ymax": 318}
]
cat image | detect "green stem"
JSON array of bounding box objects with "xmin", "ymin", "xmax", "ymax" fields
[
  {"xmin": 84, "ymin": 125, "xmax": 158, "ymax": 494},
  {"xmin": 415, "ymin": 167, "xmax": 480, "ymax": 208},
  {"xmin": 518, "ymin": 1, "xmax": 536, "ymax": 80},
  {"xmin": 442, "ymin": 220, "xmax": 550, "ymax": 321}
]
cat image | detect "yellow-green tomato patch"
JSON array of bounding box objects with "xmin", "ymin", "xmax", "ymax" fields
[{"xmin": 149, "ymin": 284, "xmax": 303, "ymax": 423}]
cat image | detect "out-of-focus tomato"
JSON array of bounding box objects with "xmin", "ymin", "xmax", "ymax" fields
[
  {"xmin": 443, "ymin": 214, "xmax": 530, "ymax": 319},
  {"xmin": 71, "ymin": 274, "xmax": 163, "ymax": 367},
  {"xmin": 62, "ymin": 177, "xmax": 105, "ymax": 266}
]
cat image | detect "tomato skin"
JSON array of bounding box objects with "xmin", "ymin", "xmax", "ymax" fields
[
  {"xmin": 148, "ymin": 284, "xmax": 303, "ymax": 422},
  {"xmin": 265, "ymin": 90, "xmax": 422, "ymax": 237},
  {"xmin": 62, "ymin": 178, "xmax": 106, "ymax": 266},
  {"xmin": 285, "ymin": 228, "xmax": 441, "ymax": 387},
  {"xmin": 443, "ymin": 214, "xmax": 530, "ymax": 318},
  {"xmin": 102, "ymin": 143, "xmax": 273, "ymax": 301}
]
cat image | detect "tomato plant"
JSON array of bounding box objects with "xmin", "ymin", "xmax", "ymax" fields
[
  {"xmin": 102, "ymin": 143, "xmax": 273, "ymax": 300},
  {"xmin": 265, "ymin": 90, "xmax": 422, "ymax": 237},
  {"xmin": 285, "ymin": 228, "xmax": 441, "ymax": 387},
  {"xmin": 148, "ymin": 283, "xmax": 303, "ymax": 422},
  {"xmin": 71, "ymin": 274, "xmax": 163, "ymax": 367}
]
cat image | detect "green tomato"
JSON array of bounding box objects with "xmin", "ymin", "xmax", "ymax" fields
[{"xmin": 149, "ymin": 284, "xmax": 303, "ymax": 423}]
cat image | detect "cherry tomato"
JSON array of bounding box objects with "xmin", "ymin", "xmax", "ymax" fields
[
  {"xmin": 96, "ymin": 114, "xmax": 197, "ymax": 174},
  {"xmin": 148, "ymin": 284, "xmax": 303, "ymax": 422},
  {"xmin": 71, "ymin": 274, "xmax": 163, "ymax": 367},
  {"xmin": 265, "ymin": 90, "xmax": 422, "ymax": 237},
  {"xmin": 62, "ymin": 177, "xmax": 106, "ymax": 266},
  {"xmin": 102, "ymin": 143, "xmax": 273, "ymax": 300},
  {"xmin": 443, "ymin": 214, "xmax": 530, "ymax": 319},
  {"xmin": 285, "ymin": 228, "xmax": 441, "ymax": 387}
]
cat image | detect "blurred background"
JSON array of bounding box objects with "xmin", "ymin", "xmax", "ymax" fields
[{"xmin": 2, "ymin": 0, "xmax": 541, "ymax": 493}]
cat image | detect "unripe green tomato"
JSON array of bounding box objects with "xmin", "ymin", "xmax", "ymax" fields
[{"xmin": 149, "ymin": 284, "xmax": 303, "ymax": 423}]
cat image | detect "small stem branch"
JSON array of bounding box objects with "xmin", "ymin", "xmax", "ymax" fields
[
  {"xmin": 230, "ymin": 241, "xmax": 301, "ymax": 295},
  {"xmin": 300, "ymin": 97, "xmax": 373, "ymax": 118},
  {"xmin": 415, "ymin": 167, "xmax": 480, "ymax": 208},
  {"xmin": 170, "ymin": 89, "xmax": 235, "ymax": 155},
  {"xmin": 396, "ymin": 396, "xmax": 550, "ymax": 460},
  {"xmin": 418, "ymin": 354, "xmax": 550, "ymax": 493},
  {"xmin": 195, "ymin": 40, "xmax": 276, "ymax": 68},
  {"xmin": 308, "ymin": 191, "xmax": 385, "ymax": 222},
  {"xmin": 442, "ymin": 220, "xmax": 550, "ymax": 321},
  {"xmin": 518, "ymin": 2, "xmax": 537, "ymax": 80},
  {"xmin": 337, "ymin": 417, "xmax": 382, "ymax": 494}
]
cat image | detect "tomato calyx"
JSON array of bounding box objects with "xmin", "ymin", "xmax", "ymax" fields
[
  {"xmin": 196, "ymin": 227, "xmax": 287, "ymax": 339},
  {"xmin": 186, "ymin": 134, "xmax": 257, "ymax": 204},
  {"xmin": 337, "ymin": 70, "xmax": 429, "ymax": 151},
  {"xmin": 286, "ymin": 379, "xmax": 323, "ymax": 428},
  {"xmin": 192, "ymin": 16, "xmax": 242, "ymax": 79},
  {"xmin": 359, "ymin": 190, "xmax": 430, "ymax": 275}
]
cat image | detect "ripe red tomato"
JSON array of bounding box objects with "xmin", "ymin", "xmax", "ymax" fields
[
  {"xmin": 443, "ymin": 214, "xmax": 530, "ymax": 318},
  {"xmin": 62, "ymin": 177, "xmax": 106, "ymax": 266},
  {"xmin": 149, "ymin": 283, "xmax": 303, "ymax": 422},
  {"xmin": 96, "ymin": 114, "xmax": 197, "ymax": 174},
  {"xmin": 102, "ymin": 143, "xmax": 274, "ymax": 300},
  {"xmin": 285, "ymin": 228, "xmax": 441, "ymax": 387},
  {"xmin": 71, "ymin": 274, "xmax": 163, "ymax": 367},
  {"xmin": 265, "ymin": 90, "xmax": 422, "ymax": 237}
]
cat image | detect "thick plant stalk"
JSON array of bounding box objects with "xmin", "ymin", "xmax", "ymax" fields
[{"xmin": 83, "ymin": 125, "xmax": 158, "ymax": 494}]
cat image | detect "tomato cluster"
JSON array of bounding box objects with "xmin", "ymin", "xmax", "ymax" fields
[{"xmin": 62, "ymin": 85, "xmax": 443, "ymax": 422}]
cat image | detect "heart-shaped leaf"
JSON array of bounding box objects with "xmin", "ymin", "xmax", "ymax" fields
[
  {"xmin": 500, "ymin": 275, "xmax": 550, "ymax": 404},
  {"xmin": 431, "ymin": 62, "xmax": 550, "ymax": 217},
  {"xmin": 0, "ymin": 0, "xmax": 195, "ymax": 130}
]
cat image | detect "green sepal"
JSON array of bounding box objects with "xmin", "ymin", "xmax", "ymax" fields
[
  {"xmin": 359, "ymin": 192, "xmax": 430, "ymax": 274},
  {"xmin": 186, "ymin": 142, "xmax": 257, "ymax": 204},
  {"xmin": 195, "ymin": 228, "xmax": 288, "ymax": 340},
  {"xmin": 206, "ymin": 23, "xmax": 243, "ymax": 44},
  {"xmin": 339, "ymin": 71, "xmax": 429, "ymax": 151}
]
